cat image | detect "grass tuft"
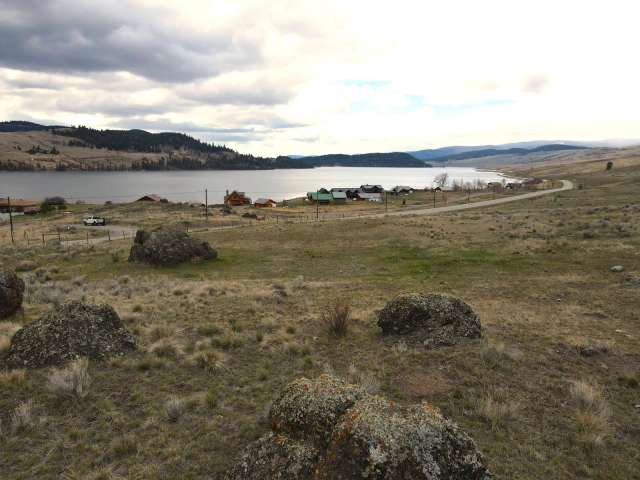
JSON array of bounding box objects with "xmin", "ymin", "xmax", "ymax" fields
[{"xmin": 322, "ymin": 297, "xmax": 352, "ymax": 337}]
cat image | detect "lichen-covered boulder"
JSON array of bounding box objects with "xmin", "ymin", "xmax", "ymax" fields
[
  {"xmin": 318, "ymin": 396, "xmax": 489, "ymax": 479},
  {"xmin": 0, "ymin": 270, "xmax": 25, "ymax": 319},
  {"xmin": 128, "ymin": 227, "xmax": 217, "ymax": 266},
  {"xmin": 6, "ymin": 301, "xmax": 136, "ymax": 368},
  {"xmin": 377, "ymin": 293, "xmax": 481, "ymax": 346},
  {"xmin": 224, "ymin": 375, "xmax": 491, "ymax": 480},
  {"xmin": 270, "ymin": 375, "xmax": 365, "ymax": 447},
  {"xmin": 224, "ymin": 433, "xmax": 320, "ymax": 480}
]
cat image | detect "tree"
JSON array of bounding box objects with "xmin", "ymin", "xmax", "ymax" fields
[
  {"xmin": 606, "ymin": 161, "xmax": 613, "ymax": 171},
  {"xmin": 433, "ymin": 172, "xmax": 449, "ymax": 189}
]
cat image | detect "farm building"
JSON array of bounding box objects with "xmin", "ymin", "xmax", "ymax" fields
[
  {"xmin": 360, "ymin": 184, "xmax": 384, "ymax": 193},
  {"xmin": 392, "ymin": 186, "xmax": 414, "ymax": 195},
  {"xmin": 254, "ymin": 198, "xmax": 277, "ymax": 208},
  {"xmin": 0, "ymin": 198, "xmax": 40, "ymax": 214},
  {"xmin": 224, "ymin": 190, "xmax": 251, "ymax": 206},
  {"xmin": 307, "ymin": 192, "xmax": 334, "ymax": 204},
  {"xmin": 356, "ymin": 192, "xmax": 383, "ymax": 202},
  {"xmin": 331, "ymin": 191, "xmax": 347, "ymax": 204},
  {"xmin": 331, "ymin": 187, "xmax": 360, "ymax": 199}
]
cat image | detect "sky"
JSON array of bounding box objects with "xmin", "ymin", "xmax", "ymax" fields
[{"xmin": 1, "ymin": 0, "xmax": 639, "ymax": 156}]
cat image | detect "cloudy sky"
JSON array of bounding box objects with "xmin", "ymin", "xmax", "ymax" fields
[{"xmin": 1, "ymin": 0, "xmax": 639, "ymax": 156}]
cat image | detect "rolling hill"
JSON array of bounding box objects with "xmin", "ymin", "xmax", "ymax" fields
[{"xmin": 298, "ymin": 152, "xmax": 428, "ymax": 167}]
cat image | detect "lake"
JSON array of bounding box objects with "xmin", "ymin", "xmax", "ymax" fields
[{"xmin": 0, "ymin": 167, "xmax": 514, "ymax": 204}]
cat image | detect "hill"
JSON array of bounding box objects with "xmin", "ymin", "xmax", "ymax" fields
[
  {"xmin": 298, "ymin": 151, "xmax": 428, "ymax": 167},
  {"xmin": 408, "ymin": 142, "xmax": 590, "ymax": 161},
  {"xmin": 428, "ymin": 144, "xmax": 588, "ymax": 162},
  {"xmin": 0, "ymin": 122, "xmax": 310, "ymax": 171}
]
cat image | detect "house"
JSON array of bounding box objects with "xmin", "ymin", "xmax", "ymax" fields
[
  {"xmin": 392, "ymin": 186, "xmax": 414, "ymax": 195},
  {"xmin": 505, "ymin": 182, "xmax": 521, "ymax": 190},
  {"xmin": 331, "ymin": 191, "xmax": 347, "ymax": 204},
  {"xmin": 254, "ymin": 198, "xmax": 277, "ymax": 208},
  {"xmin": 224, "ymin": 190, "xmax": 251, "ymax": 206},
  {"xmin": 307, "ymin": 192, "xmax": 333, "ymax": 204},
  {"xmin": 136, "ymin": 194, "xmax": 164, "ymax": 202},
  {"xmin": 0, "ymin": 198, "xmax": 40, "ymax": 214},
  {"xmin": 431, "ymin": 186, "xmax": 442, "ymax": 192},
  {"xmin": 360, "ymin": 184, "xmax": 384, "ymax": 193},
  {"xmin": 356, "ymin": 192, "xmax": 383, "ymax": 202}
]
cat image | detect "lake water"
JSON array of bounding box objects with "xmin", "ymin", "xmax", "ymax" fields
[{"xmin": 0, "ymin": 167, "xmax": 513, "ymax": 204}]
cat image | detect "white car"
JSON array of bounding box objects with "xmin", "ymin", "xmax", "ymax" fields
[{"xmin": 83, "ymin": 215, "xmax": 106, "ymax": 226}]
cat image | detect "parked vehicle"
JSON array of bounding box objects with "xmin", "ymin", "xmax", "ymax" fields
[{"xmin": 83, "ymin": 215, "xmax": 106, "ymax": 226}]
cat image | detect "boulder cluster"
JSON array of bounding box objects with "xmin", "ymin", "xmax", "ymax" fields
[
  {"xmin": 6, "ymin": 301, "xmax": 136, "ymax": 368},
  {"xmin": 128, "ymin": 227, "xmax": 217, "ymax": 266},
  {"xmin": 377, "ymin": 293, "xmax": 482, "ymax": 346},
  {"xmin": 225, "ymin": 375, "xmax": 490, "ymax": 480},
  {"xmin": 0, "ymin": 269, "xmax": 25, "ymax": 319}
]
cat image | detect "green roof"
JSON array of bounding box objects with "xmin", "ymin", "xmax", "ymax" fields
[{"xmin": 307, "ymin": 192, "xmax": 333, "ymax": 201}]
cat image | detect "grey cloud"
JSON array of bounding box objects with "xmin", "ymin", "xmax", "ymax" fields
[
  {"xmin": 0, "ymin": 0, "xmax": 263, "ymax": 82},
  {"xmin": 181, "ymin": 80, "xmax": 294, "ymax": 106}
]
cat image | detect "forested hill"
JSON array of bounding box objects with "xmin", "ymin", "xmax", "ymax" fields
[
  {"xmin": 299, "ymin": 152, "xmax": 428, "ymax": 167},
  {"xmin": 0, "ymin": 121, "xmax": 312, "ymax": 171},
  {"xmin": 52, "ymin": 126, "xmax": 234, "ymax": 154}
]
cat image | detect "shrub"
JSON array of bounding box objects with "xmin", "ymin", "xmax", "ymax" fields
[
  {"xmin": 111, "ymin": 434, "xmax": 138, "ymax": 457},
  {"xmin": 475, "ymin": 390, "xmax": 520, "ymax": 430},
  {"xmin": 164, "ymin": 396, "xmax": 186, "ymax": 422},
  {"xmin": 11, "ymin": 400, "xmax": 35, "ymax": 433},
  {"xmin": 47, "ymin": 357, "xmax": 91, "ymax": 400},
  {"xmin": 321, "ymin": 298, "xmax": 351, "ymax": 336},
  {"xmin": 569, "ymin": 380, "xmax": 611, "ymax": 447}
]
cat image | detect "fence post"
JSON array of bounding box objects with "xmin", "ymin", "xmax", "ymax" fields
[
  {"xmin": 86, "ymin": 232, "xmax": 89, "ymax": 246},
  {"xmin": 107, "ymin": 231, "xmax": 111, "ymax": 241},
  {"xmin": 42, "ymin": 233, "xmax": 45, "ymax": 245},
  {"xmin": 122, "ymin": 231, "xmax": 126, "ymax": 240}
]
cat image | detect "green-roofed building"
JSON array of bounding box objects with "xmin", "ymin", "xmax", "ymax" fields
[{"xmin": 307, "ymin": 191, "xmax": 334, "ymax": 204}]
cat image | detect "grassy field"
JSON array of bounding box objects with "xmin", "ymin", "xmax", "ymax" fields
[{"xmin": 0, "ymin": 154, "xmax": 639, "ymax": 479}]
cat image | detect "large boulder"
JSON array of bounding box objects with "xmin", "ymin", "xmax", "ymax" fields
[
  {"xmin": 0, "ymin": 270, "xmax": 25, "ymax": 319},
  {"xmin": 377, "ymin": 293, "xmax": 481, "ymax": 346},
  {"xmin": 128, "ymin": 227, "xmax": 217, "ymax": 266},
  {"xmin": 6, "ymin": 301, "xmax": 136, "ymax": 368},
  {"xmin": 225, "ymin": 375, "xmax": 490, "ymax": 480}
]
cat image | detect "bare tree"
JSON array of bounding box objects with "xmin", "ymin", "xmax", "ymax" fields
[{"xmin": 433, "ymin": 172, "xmax": 449, "ymax": 189}]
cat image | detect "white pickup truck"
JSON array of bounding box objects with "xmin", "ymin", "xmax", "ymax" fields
[{"xmin": 83, "ymin": 215, "xmax": 107, "ymax": 226}]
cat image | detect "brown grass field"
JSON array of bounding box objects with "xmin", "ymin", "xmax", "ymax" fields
[{"xmin": 0, "ymin": 149, "xmax": 639, "ymax": 479}]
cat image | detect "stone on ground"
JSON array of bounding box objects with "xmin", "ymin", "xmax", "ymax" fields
[
  {"xmin": 5, "ymin": 301, "xmax": 136, "ymax": 368},
  {"xmin": 0, "ymin": 270, "xmax": 25, "ymax": 319},
  {"xmin": 128, "ymin": 227, "xmax": 217, "ymax": 266},
  {"xmin": 610, "ymin": 265, "xmax": 625, "ymax": 272},
  {"xmin": 377, "ymin": 293, "xmax": 482, "ymax": 346},
  {"xmin": 225, "ymin": 374, "xmax": 490, "ymax": 480}
]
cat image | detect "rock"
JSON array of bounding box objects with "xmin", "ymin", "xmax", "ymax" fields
[
  {"xmin": 225, "ymin": 375, "xmax": 490, "ymax": 480},
  {"xmin": 377, "ymin": 293, "xmax": 481, "ymax": 346},
  {"xmin": 610, "ymin": 265, "xmax": 625, "ymax": 273},
  {"xmin": 0, "ymin": 270, "xmax": 25, "ymax": 319},
  {"xmin": 128, "ymin": 227, "xmax": 217, "ymax": 266},
  {"xmin": 6, "ymin": 301, "xmax": 136, "ymax": 368}
]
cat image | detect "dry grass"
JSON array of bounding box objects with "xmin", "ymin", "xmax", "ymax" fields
[
  {"xmin": 10, "ymin": 399, "xmax": 35, "ymax": 433},
  {"xmin": 46, "ymin": 358, "xmax": 91, "ymax": 400},
  {"xmin": 476, "ymin": 389, "xmax": 521, "ymax": 430},
  {"xmin": 569, "ymin": 380, "xmax": 612, "ymax": 448},
  {"xmin": 321, "ymin": 297, "xmax": 352, "ymax": 336},
  {"xmin": 0, "ymin": 369, "xmax": 27, "ymax": 386},
  {"xmin": 163, "ymin": 396, "xmax": 187, "ymax": 422}
]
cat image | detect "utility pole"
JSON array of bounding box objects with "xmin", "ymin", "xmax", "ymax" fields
[
  {"xmin": 7, "ymin": 197, "xmax": 14, "ymax": 244},
  {"xmin": 385, "ymin": 190, "xmax": 388, "ymax": 213},
  {"xmin": 433, "ymin": 189, "xmax": 436, "ymax": 208},
  {"xmin": 316, "ymin": 189, "xmax": 319, "ymax": 221},
  {"xmin": 205, "ymin": 189, "xmax": 208, "ymax": 221}
]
